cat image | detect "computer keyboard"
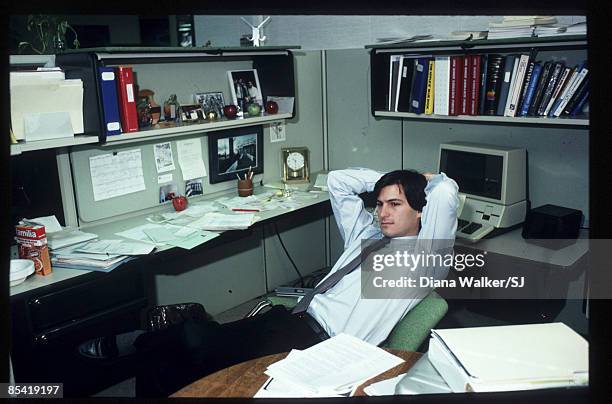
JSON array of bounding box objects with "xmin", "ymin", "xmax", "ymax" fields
[
  {"xmin": 457, "ymin": 219, "xmax": 469, "ymax": 230},
  {"xmin": 461, "ymin": 222, "xmax": 482, "ymax": 235}
]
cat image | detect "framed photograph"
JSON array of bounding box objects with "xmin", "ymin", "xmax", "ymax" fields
[
  {"xmin": 195, "ymin": 92, "xmax": 226, "ymax": 118},
  {"xmin": 208, "ymin": 125, "xmax": 264, "ymax": 184},
  {"xmin": 227, "ymin": 69, "xmax": 263, "ymax": 113},
  {"xmin": 159, "ymin": 182, "xmax": 178, "ymax": 203},
  {"xmin": 185, "ymin": 178, "xmax": 203, "ymax": 197}
]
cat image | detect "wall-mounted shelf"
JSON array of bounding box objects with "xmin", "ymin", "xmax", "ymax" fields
[
  {"xmin": 374, "ymin": 111, "xmax": 589, "ymax": 127},
  {"xmin": 10, "ymin": 135, "xmax": 100, "ymax": 156},
  {"xmin": 101, "ymin": 113, "xmax": 291, "ymax": 146}
]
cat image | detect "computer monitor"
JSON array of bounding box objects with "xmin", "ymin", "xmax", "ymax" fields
[{"xmin": 438, "ymin": 142, "xmax": 527, "ymax": 241}]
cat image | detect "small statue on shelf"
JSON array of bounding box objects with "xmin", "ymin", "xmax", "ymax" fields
[
  {"xmin": 164, "ymin": 94, "xmax": 180, "ymax": 123},
  {"xmin": 138, "ymin": 89, "xmax": 161, "ymax": 125}
]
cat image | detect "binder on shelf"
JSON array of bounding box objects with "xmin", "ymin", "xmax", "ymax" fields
[
  {"xmin": 483, "ymin": 54, "xmax": 505, "ymax": 115},
  {"xmin": 543, "ymin": 66, "xmax": 572, "ymax": 116},
  {"xmin": 448, "ymin": 56, "xmax": 464, "ymax": 116},
  {"xmin": 469, "ymin": 55, "xmax": 482, "ymax": 115},
  {"xmin": 518, "ymin": 63, "xmax": 542, "ymax": 117},
  {"xmin": 97, "ymin": 67, "xmax": 122, "ymax": 136},
  {"xmin": 424, "ymin": 59, "xmax": 435, "ymax": 114},
  {"xmin": 528, "ymin": 61, "xmax": 552, "ymax": 116},
  {"xmin": 477, "ymin": 54, "xmax": 489, "ymax": 115},
  {"xmin": 552, "ymin": 64, "xmax": 588, "ymax": 117},
  {"xmin": 568, "ymin": 86, "xmax": 589, "ymax": 116},
  {"xmin": 396, "ymin": 56, "xmax": 416, "ymax": 112},
  {"xmin": 388, "ymin": 55, "xmax": 402, "ymax": 111},
  {"xmin": 460, "ymin": 55, "xmax": 470, "ymax": 115},
  {"xmin": 115, "ymin": 65, "xmax": 138, "ymax": 133},
  {"xmin": 536, "ymin": 62, "xmax": 564, "ymax": 116},
  {"xmin": 409, "ymin": 57, "xmax": 431, "ymax": 114},
  {"xmin": 428, "ymin": 323, "xmax": 588, "ymax": 393},
  {"xmin": 504, "ymin": 54, "xmax": 530, "ymax": 117},
  {"xmin": 496, "ymin": 55, "xmax": 516, "ymax": 116},
  {"xmin": 433, "ymin": 56, "xmax": 451, "ymax": 116}
]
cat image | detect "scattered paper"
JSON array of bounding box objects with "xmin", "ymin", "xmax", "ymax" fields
[
  {"xmin": 363, "ymin": 374, "xmax": 405, "ymax": 396},
  {"xmin": 158, "ymin": 173, "xmax": 173, "ymax": 184},
  {"xmin": 76, "ymin": 239, "xmax": 155, "ymax": 255},
  {"xmin": 264, "ymin": 333, "xmax": 404, "ymax": 394},
  {"xmin": 115, "ymin": 223, "xmax": 170, "ymax": 245},
  {"xmin": 154, "ymin": 142, "xmax": 176, "ymax": 173},
  {"xmin": 90, "ymin": 149, "xmax": 146, "ymax": 201},
  {"xmin": 46, "ymin": 229, "xmax": 98, "ymax": 250},
  {"xmin": 189, "ymin": 212, "xmax": 255, "ymax": 231},
  {"xmin": 25, "ymin": 215, "xmax": 63, "ymax": 233},
  {"xmin": 176, "ymin": 138, "xmax": 207, "ymax": 180},
  {"xmin": 166, "ymin": 231, "xmax": 220, "ymax": 250}
]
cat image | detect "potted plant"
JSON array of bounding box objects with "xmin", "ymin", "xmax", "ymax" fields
[{"xmin": 17, "ymin": 15, "xmax": 80, "ymax": 54}]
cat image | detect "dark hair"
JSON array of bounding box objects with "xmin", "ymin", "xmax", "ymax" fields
[{"xmin": 373, "ymin": 170, "xmax": 427, "ymax": 211}]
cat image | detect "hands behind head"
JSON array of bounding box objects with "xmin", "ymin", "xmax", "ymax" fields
[{"xmin": 422, "ymin": 172, "xmax": 436, "ymax": 181}]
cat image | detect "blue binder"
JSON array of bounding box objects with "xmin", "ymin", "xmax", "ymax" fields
[
  {"xmin": 408, "ymin": 57, "xmax": 431, "ymax": 114},
  {"xmin": 98, "ymin": 67, "xmax": 122, "ymax": 136}
]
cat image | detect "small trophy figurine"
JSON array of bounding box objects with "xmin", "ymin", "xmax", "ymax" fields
[{"xmin": 164, "ymin": 94, "xmax": 180, "ymax": 122}]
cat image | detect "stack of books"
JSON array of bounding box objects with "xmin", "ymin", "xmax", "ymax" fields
[
  {"xmin": 386, "ymin": 51, "xmax": 589, "ymax": 119},
  {"xmin": 487, "ymin": 16, "xmax": 557, "ymax": 40}
]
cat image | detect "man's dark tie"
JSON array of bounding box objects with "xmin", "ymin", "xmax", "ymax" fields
[{"xmin": 292, "ymin": 237, "xmax": 391, "ymax": 314}]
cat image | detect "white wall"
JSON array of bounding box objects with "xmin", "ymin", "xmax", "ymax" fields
[{"xmin": 194, "ymin": 15, "xmax": 586, "ymax": 49}]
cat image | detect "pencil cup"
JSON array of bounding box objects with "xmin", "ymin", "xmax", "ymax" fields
[{"xmin": 237, "ymin": 178, "xmax": 253, "ymax": 197}]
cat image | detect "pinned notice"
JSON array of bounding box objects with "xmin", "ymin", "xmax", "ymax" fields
[
  {"xmin": 177, "ymin": 138, "xmax": 207, "ymax": 181},
  {"xmin": 90, "ymin": 149, "xmax": 146, "ymax": 201}
]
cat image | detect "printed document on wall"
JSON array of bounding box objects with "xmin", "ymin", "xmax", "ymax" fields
[
  {"xmin": 176, "ymin": 138, "xmax": 207, "ymax": 180},
  {"xmin": 90, "ymin": 149, "xmax": 146, "ymax": 201}
]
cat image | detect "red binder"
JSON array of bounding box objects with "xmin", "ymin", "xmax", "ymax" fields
[
  {"xmin": 460, "ymin": 55, "xmax": 471, "ymax": 115},
  {"xmin": 449, "ymin": 56, "xmax": 464, "ymax": 116},
  {"xmin": 115, "ymin": 66, "xmax": 138, "ymax": 133}
]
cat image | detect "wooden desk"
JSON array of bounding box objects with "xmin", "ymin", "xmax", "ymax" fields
[{"xmin": 171, "ymin": 349, "xmax": 421, "ymax": 398}]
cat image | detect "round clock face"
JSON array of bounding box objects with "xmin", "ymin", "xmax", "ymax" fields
[{"xmin": 286, "ymin": 151, "xmax": 305, "ymax": 171}]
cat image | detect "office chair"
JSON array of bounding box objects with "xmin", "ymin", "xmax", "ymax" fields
[{"xmin": 245, "ymin": 290, "xmax": 448, "ymax": 352}]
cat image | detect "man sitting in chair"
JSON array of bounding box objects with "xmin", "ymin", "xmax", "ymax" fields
[{"xmin": 78, "ymin": 168, "xmax": 459, "ymax": 395}]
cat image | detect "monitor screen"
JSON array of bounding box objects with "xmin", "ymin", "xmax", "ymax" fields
[{"xmin": 440, "ymin": 149, "xmax": 503, "ymax": 201}]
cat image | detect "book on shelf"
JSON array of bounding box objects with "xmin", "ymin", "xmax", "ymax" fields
[
  {"xmin": 396, "ymin": 56, "xmax": 417, "ymax": 112},
  {"xmin": 115, "ymin": 66, "xmax": 138, "ymax": 133},
  {"xmin": 516, "ymin": 58, "xmax": 535, "ymax": 115},
  {"xmin": 551, "ymin": 64, "xmax": 588, "ymax": 117},
  {"xmin": 388, "ymin": 55, "xmax": 402, "ymax": 111},
  {"xmin": 543, "ymin": 66, "xmax": 572, "ymax": 116},
  {"xmin": 496, "ymin": 55, "xmax": 516, "ymax": 116},
  {"xmin": 449, "ymin": 56, "xmax": 464, "ymax": 116},
  {"xmin": 562, "ymin": 77, "xmax": 589, "ymax": 116},
  {"xmin": 518, "ymin": 62, "xmax": 542, "ymax": 117},
  {"xmin": 469, "ymin": 55, "xmax": 482, "ymax": 115},
  {"xmin": 568, "ymin": 83, "xmax": 589, "ymax": 116},
  {"xmin": 483, "ymin": 54, "xmax": 505, "ymax": 115},
  {"xmin": 505, "ymin": 54, "xmax": 530, "ymax": 117},
  {"xmin": 477, "ymin": 54, "xmax": 489, "ymax": 115},
  {"xmin": 536, "ymin": 62, "xmax": 564, "ymax": 116},
  {"xmin": 409, "ymin": 57, "xmax": 431, "ymax": 114},
  {"xmin": 528, "ymin": 61, "xmax": 552, "ymax": 116},
  {"xmin": 433, "ymin": 56, "xmax": 451, "ymax": 116},
  {"xmin": 460, "ymin": 55, "xmax": 470, "ymax": 115},
  {"xmin": 424, "ymin": 59, "xmax": 435, "ymax": 114}
]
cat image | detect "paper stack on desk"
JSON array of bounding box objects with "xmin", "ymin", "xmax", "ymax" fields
[
  {"xmin": 189, "ymin": 212, "xmax": 256, "ymax": 231},
  {"xmin": 256, "ymin": 333, "xmax": 404, "ymax": 397},
  {"xmin": 428, "ymin": 322, "xmax": 588, "ymax": 393}
]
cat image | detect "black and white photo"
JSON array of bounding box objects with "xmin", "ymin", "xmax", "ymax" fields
[
  {"xmin": 195, "ymin": 92, "xmax": 225, "ymax": 118},
  {"xmin": 208, "ymin": 126, "xmax": 264, "ymax": 184}
]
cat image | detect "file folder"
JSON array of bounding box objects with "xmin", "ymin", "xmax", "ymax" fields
[
  {"xmin": 98, "ymin": 67, "xmax": 122, "ymax": 136},
  {"xmin": 116, "ymin": 66, "xmax": 138, "ymax": 133}
]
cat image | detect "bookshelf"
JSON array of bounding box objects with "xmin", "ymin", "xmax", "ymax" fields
[
  {"xmin": 367, "ymin": 35, "xmax": 588, "ymax": 128},
  {"xmin": 55, "ymin": 46, "xmax": 300, "ymax": 143}
]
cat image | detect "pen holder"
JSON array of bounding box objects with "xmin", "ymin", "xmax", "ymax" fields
[{"xmin": 237, "ymin": 178, "xmax": 253, "ymax": 197}]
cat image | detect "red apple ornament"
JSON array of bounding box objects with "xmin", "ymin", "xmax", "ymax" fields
[
  {"xmin": 172, "ymin": 195, "xmax": 188, "ymax": 212},
  {"xmin": 265, "ymin": 100, "xmax": 279, "ymax": 114},
  {"xmin": 223, "ymin": 104, "xmax": 238, "ymax": 119}
]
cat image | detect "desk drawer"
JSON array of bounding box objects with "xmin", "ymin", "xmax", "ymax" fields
[{"xmin": 27, "ymin": 270, "xmax": 144, "ymax": 332}]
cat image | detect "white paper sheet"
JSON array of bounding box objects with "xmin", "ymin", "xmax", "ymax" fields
[
  {"xmin": 76, "ymin": 239, "xmax": 155, "ymax": 255},
  {"xmin": 46, "ymin": 229, "xmax": 98, "ymax": 250},
  {"xmin": 158, "ymin": 173, "xmax": 173, "ymax": 184},
  {"xmin": 264, "ymin": 333, "xmax": 404, "ymax": 394},
  {"xmin": 26, "ymin": 215, "xmax": 63, "ymax": 233},
  {"xmin": 154, "ymin": 142, "xmax": 176, "ymax": 173},
  {"xmin": 176, "ymin": 138, "xmax": 207, "ymax": 181},
  {"xmin": 89, "ymin": 149, "xmax": 146, "ymax": 201},
  {"xmin": 189, "ymin": 212, "xmax": 255, "ymax": 231}
]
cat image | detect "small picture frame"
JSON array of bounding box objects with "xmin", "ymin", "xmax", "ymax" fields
[
  {"xmin": 195, "ymin": 92, "xmax": 226, "ymax": 118},
  {"xmin": 180, "ymin": 104, "xmax": 205, "ymax": 122},
  {"xmin": 227, "ymin": 69, "xmax": 263, "ymax": 113},
  {"xmin": 208, "ymin": 125, "xmax": 264, "ymax": 184}
]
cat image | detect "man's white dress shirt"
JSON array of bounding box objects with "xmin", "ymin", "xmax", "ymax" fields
[{"xmin": 307, "ymin": 168, "xmax": 459, "ymax": 345}]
